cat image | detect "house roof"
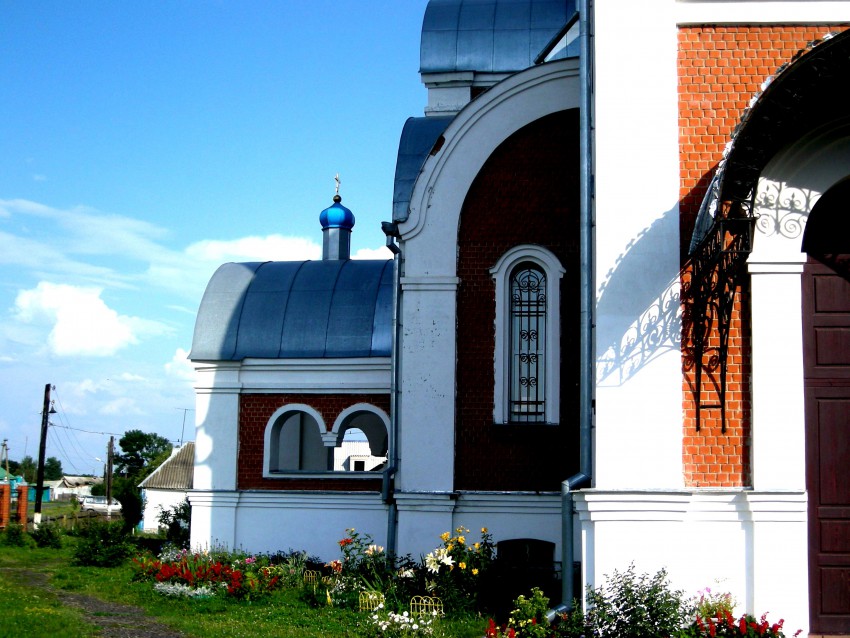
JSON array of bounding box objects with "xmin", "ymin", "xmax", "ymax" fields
[
  {"xmin": 420, "ymin": 0, "xmax": 576, "ymax": 74},
  {"xmin": 57, "ymin": 475, "xmax": 101, "ymax": 488},
  {"xmin": 139, "ymin": 442, "xmax": 194, "ymax": 490},
  {"xmin": 190, "ymin": 259, "xmax": 394, "ymax": 361},
  {"xmin": 0, "ymin": 468, "xmax": 19, "ymax": 481}
]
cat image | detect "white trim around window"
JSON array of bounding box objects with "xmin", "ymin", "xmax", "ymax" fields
[{"xmin": 490, "ymin": 245, "xmax": 565, "ymax": 425}]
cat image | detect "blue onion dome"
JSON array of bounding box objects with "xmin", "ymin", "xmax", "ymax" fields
[{"xmin": 319, "ymin": 195, "xmax": 355, "ymax": 230}]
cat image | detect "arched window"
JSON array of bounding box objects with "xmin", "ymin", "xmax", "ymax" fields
[
  {"xmin": 263, "ymin": 402, "xmax": 390, "ymax": 477},
  {"xmin": 264, "ymin": 405, "xmax": 328, "ymax": 473},
  {"xmin": 491, "ymin": 245, "xmax": 564, "ymax": 424}
]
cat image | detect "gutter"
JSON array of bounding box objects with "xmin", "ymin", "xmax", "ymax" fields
[
  {"xmin": 382, "ymin": 222, "xmax": 402, "ymax": 557},
  {"xmin": 561, "ymin": 0, "xmax": 595, "ymax": 612}
]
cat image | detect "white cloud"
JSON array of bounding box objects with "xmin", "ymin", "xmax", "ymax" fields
[
  {"xmin": 353, "ymin": 246, "xmax": 392, "ymax": 260},
  {"xmin": 100, "ymin": 396, "xmax": 143, "ymax": 415},
  {"xmin": 165, "ymin": 347, "xmax": 195, "ymax": 382},
  {"xmin": 13, "ymin": 282, "xmax": 171, "ymax": 357},
  {"xmin": 186, "ymin": 235, "xmax": 320, "ymax": 263}
]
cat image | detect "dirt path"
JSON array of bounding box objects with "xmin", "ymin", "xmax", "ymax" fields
[{"xmin": 4, "ymin": 568, "xmax": 187, "ymax": 638}]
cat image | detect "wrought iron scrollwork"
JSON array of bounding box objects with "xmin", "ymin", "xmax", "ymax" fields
[{"xmin": 683, "ymin": 207, "xmax": 756, "ymax": 432}]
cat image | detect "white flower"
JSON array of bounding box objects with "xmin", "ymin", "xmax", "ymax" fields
[{"xmin": 425, "ymin": 550, "xmax": 441, "ymax": 574}]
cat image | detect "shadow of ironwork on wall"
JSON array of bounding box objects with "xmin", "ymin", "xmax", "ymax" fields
[
  {"xmin": 754, "ymin": 179, "xmax": 817, "ymax": 241},
  {"xmin": 596, "ymin": 207, "xmax": 682, "ymax": 386}
]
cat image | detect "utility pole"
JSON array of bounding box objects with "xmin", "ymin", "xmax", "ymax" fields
[
  {"xmin": 34, "ymin": 383, "xmax": 55, "ymax": 527},
  {"xmin": 106, "ymin": 436, "xmax": 114, "ymax": 519},
  {"xmin": 1, "ymin": 439, "xmax": 9, "ymax": 478},
  {"xmin": 176, "ymin": 408, "xmax": 193, "ymax": 446}
]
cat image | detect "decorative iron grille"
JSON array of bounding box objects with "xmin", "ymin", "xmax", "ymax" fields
[
  {"xmin": 510, "ymin": 264, "xmax": 546, "ymax": 422},
  {"xmin": 683, "ymin": 209, "xmax": 756, "ymax": 432}
]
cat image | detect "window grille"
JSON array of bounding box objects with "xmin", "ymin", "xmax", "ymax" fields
[{"xmin": 509, "ymin": 264, "xmax": 546, "ymax": 422}]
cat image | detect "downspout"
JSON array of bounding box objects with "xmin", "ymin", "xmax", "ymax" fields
[
  {"xmin": 559, "ymin": 0, "xmax": 594, "ymax": 613},
  {"xmin": 382, "ymin": 222, "xmax": 402, "ymax": 557}
]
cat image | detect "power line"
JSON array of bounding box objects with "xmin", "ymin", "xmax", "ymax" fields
[{"xmin": 51, "ymin": 424, "xmax": 122, "ymax": 437}]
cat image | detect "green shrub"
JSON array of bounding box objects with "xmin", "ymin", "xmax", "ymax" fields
[
  {"xmin": 72, "ymin": 520, "xmax": 135, "ymax": 567},
  {"xmin": 30, "ymin": 521, "xmax": 64, "ymax": 548},
  {"xmin": 584, "ymin": 564, "xmax": 692, "ymax": 638},
  {"xmin": 1, "ymin": 522, "xmax": 33, "ymax": 547},
  {"xmin": 156, "ymin": 499, "xmax": 190, "ymax": 549}
]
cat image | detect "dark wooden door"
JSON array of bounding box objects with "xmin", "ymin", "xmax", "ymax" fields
[{"xmin": 804, "ymin": 258, "xmax": 850, "ymax": 634}]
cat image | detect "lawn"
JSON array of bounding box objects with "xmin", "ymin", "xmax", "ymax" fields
[{"xmin": 0, "ymin": 538, "xmax": 490, "ymax": 638}]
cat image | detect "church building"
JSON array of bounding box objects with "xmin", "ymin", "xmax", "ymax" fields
[{"xmin": 189, "ymin": 1, "xmax": 850, "ymax": 633}]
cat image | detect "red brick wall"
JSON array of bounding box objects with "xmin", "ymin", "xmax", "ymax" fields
[
  {"xmin": 455, "ymin": 109, "xmax": 581, "ymax": 491},
  {"xmin": 0, "ymin": 483, "xmax": 9, "ymax": 528},
  {"xmin": 238, "ymin": 393, "xmax": 390, "ymax": 491},
  {"xmin": 678, "ymin": 25, "xmax": 848, "ymax": 487},
  {"xmin": 16, "ymin": 486, "xmax": 28, "ymax": 525}
]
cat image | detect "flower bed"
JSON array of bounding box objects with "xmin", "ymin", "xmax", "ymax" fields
[{"xmin": 128, "ymin": 530, "xmax": 802, "ymax": 638}]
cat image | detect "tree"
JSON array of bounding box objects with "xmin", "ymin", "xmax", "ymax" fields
[
  {"xmin": 18, "ymin": 456, "xmax": 36, "ymax": 483},
  {"xmin": 112, "ymin": 430, "xmax": 172, "ymax": 532},
  {"xmin": 115, "ymin": 430, "xmax": 172, "ymax": 478},
  {"xmin": 44, "ymin": 456, "xmax": 63, "ymax": 480}
]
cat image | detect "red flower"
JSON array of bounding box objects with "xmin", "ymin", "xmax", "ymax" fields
[{"xmin": 339, "ymin": 537, "xmax": 353, "ymax": 547}]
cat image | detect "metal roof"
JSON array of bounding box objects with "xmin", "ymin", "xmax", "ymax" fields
[
  {"xmin": 190, "ymin": 260, "xmax": 394, "ymax": 361},
  {"xmin": 393, "ymin": 116, "xmax": 454, "ymax": 223},
  {"xmin": 420, "ymin": 0, "xmax": 576, "ymax": 74},
  {"xmin": 139, "ymin": 443, "xmax": 194, "ymax": 490}
]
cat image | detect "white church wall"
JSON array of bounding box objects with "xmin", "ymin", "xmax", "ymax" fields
[
  {"xmin": 750, "ymin": 128, "xmax": 850, "ymax": 491},
  {"xmin": 234, "ymin": 492, "xmax": 389, "ymax": 560},
  {"xmin": 593, "ymin": 0, "xmax": 683, "ymax": 489},
  {"xmin": 575, "ymin": 490, "xmax": 808, "ymax": 633}
]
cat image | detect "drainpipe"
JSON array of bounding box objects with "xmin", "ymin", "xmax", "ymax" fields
[
  {"xmin": 382, "ymin": 222, "xmax": 402, "ymax": 557},
  {"xmin": 560, "ymin": 0, "xmax": 595, "ymax": 613}
]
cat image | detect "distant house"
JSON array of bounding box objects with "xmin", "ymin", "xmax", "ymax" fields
[
  {"xmin": 52, "ymin": 475, "xmax": 101, "ymax": 502},
  {"xmin": 139, "ymin": 443, "xmax": 194, "ymax": 533}
]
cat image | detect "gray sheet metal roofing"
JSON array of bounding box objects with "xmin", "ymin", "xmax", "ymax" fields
[
  {"xmin": 393, "ymin": 116, "xmax": 454, "ymax": 223},
  {"xmin": 190, "ymin": 259, "xmax": 394, "ymax": 361},
  {"xmin": 139, "ymin": 443, "xmax": 194, "ymax": 490},
  {"xmin": 420, "ymin": 0, "xmax": 575, "ymax": 74}
]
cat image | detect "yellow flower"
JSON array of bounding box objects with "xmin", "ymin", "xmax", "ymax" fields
[
  {"xmin": 474, "ymin": 542, "xmax": 480, "ymax": 550},
  {"xmin": 446, "ymin": 543, "xmax": 453, "ymax": 551},
  {"xmin": 481, "ymin": 527, "xmax": 488, "ymax": 534},
  {"xmin": 457, "ymin": 536, "xmax": 466, "ymax": 545},
  {"xmin": 440, "ymin": 532, "xmax": 450, "ymax": 542},
  {"xmin": 459, "ymin": 562, "xmax": 466, "ymax": 570},
  {"xmin": 472, "ymin": 568, "xmax": 479, "ymax": 576}
]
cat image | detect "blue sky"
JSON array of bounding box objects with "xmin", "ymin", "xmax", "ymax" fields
[{"xmin": 0, "ymin": 1, "xmax": 428, "ymax": 476}]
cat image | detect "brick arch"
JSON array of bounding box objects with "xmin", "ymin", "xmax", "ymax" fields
[
  {"xmin": 455, "ymin": 109, "xmax": 580, "ymax": 491},
  {"xmin": 238, "ymin": 393, "xmax": 390, "ymax": 491},
  {"xmin": 678, "ymin": 25, "xmax": 850, "ymax": 488}
]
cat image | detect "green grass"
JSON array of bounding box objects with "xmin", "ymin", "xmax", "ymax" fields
[
  {"xmin": 0, "ymin": 545, "xmax": 101, "ymax": 638},
  {"xmin": 0, "ymin": 540, "xmax": 490, "ymax": 638}
]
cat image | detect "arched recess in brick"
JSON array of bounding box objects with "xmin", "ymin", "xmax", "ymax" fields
[
  {"xmin": 328, "ymin": 403, "xmax": 390, "ymax": 470},
  {"xmin": 395, "ymin": 58, "xmax": 580, "ymax": 495},
  {"xmin": 263, "ymin": 404, "xmax": 327, "ymax": 474},
  {"xmin": 455, "ymin": 109, "xmax": 580, "ymax": 492}
]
